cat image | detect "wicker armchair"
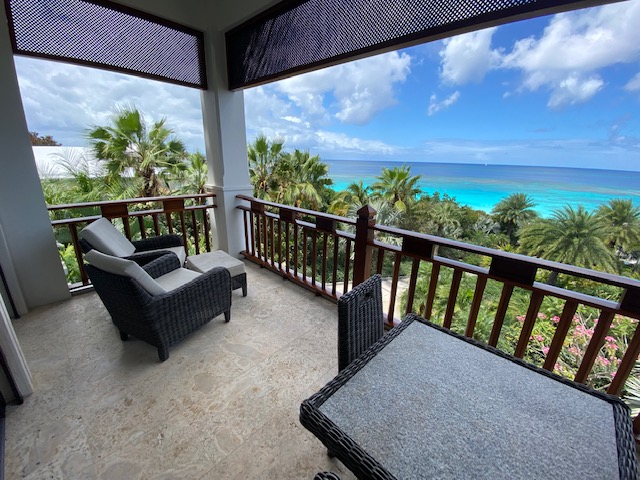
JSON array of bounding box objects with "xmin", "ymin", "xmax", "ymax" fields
[
  {"xmin": 313, "ymin": 473, "xmax": 341, "ymax": 480},
  {"xmin": 85, "ymin": 252, "xmax": 232, "ymax": 361},
  {"xmin": 337, "ymin": 274, "xmax": 384, "ymax": 372},
  {"xmin": 79, "ymin": 217, "xmax": 187, "ymax": 264}
]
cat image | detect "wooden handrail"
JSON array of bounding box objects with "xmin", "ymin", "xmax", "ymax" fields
[
  {"xmin": 49, "ymin": 193, "xmax": 217, "ymax": 291},
  {"xmin": 237, "ymin": 195, "xmax": 640, "ymax": 406}
]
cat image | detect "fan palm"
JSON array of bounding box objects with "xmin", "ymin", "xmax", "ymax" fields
[
  {"xmin": 247, "ymin": 135, "xmax": 284, "ymax": 199},
  {"xmin": 371, "ymin": 165, "xmax": 421, "ymax": 213},
  {"xmin": 87, "ymin": 107, "xmax": 187, "ymax": 197},
  {"xmin": 491, "ymin": 193, "xmax": 537, "ymax": 246},
  {"xmin": 519, "ymin": 205, "xmax": 618, "ymax": 284},
  {"xmin": 596, "ymin": 198, "xmax": 640, "ymax": 253},
  {"xmin": 277, "ymin": 149, "xmax": 333, "ymax": 209},
  {"xmin": 328, "ymin": 181, "xmax": 372, "ymax": 217}
]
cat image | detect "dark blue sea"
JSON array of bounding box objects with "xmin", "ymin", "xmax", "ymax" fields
[{"xmin": 325, "ymin": 160, "xmax": 640, "ymax": 218}]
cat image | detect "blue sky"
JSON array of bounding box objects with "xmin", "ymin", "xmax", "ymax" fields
[{"xmin": 14, "ymin": 1, "xmax": 640, "ymax": 171}]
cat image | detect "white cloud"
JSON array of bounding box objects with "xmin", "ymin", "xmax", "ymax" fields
[
  {"xmin": 14, "ymin": 57, "xmax": 204, "ymax": 150},
  {"xmin": 625, "ymin": 72, "xmax": 640, "ymax": 92},
  {"xmin": 439, "ymin": 28, "xmax": 500, "ymax": 85},
  {"xmin": 275, "ymin": 51, "xmax": 411, "ymax": 125},
  {"xmin": 500, "ymin": 1, "xmax": 640, "ymax": 106},
  {"xmin": 547, "ymin": 74, "xmax": 604, "ymax": 108},
  {"xmin": 428, "ymin": 91, "xmax": 461, "ymax": 116}
]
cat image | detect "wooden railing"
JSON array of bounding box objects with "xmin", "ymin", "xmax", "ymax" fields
[
  {"xmin": 237, "ymin": 195, "xmax": 640, "ymax": 402},
  {"xmin": 49, "ymin": 193, "xmax": 216, "ymax": 290}
]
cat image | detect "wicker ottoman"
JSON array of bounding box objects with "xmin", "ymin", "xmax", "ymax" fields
[{"xmin": 186, "ymin": 251, "xmax": 247, "ymax": 296}]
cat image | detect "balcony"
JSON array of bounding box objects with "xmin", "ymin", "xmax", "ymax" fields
[
  {"xmin": 5, "ymin": 193, "xmax": 640, "ymax": 478},
  {"xmin": 5, "ymin": 260, "xmax": 357, "ymax": 479}
]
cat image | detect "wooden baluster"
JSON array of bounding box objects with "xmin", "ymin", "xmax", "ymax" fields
[
  {"xmin": 310, "ymin": 230, "xmax": 317, "ymax": 286},
  {"xmin": 191, "ymin": 210, "xmax": 200, "ymax": 254},
  {"xmin": 488, "ymin": 284, "xmax": 514, "ymax": 347},
  {"xmin": 255, "ymin": 213, "xmax": 262, "ymax": 260},
  {"xmin": 332, "ymin": 235, "xmax": 339, "ymax": 297},
  {"xmin": 293, "ymin": 222, "xmax": 299, "ymax": 278},
  {"xmin": 152, "ymin": 214, "xmax": 160, "ymax": 235},
  {"xmin": 443, "ymin": 269, "xmax": 463, "ymax": 329},
  {"xmin": 466, "ymin": 275, "xmax": 487, "ymax": 338},
  {"xmin": 284, "ymin": 221, "xmax": 290, "ymax": 275},
  {"xmin": 405, "ymin": 258, "xmax": 420, "ymax": 316},
  {"xmin": 544, "ymin": 301, "xmax": 578, "ymax": 371},
  {"xmin": 608, "ymin": 319, "xmax": 640, "ymax": 396},
  {"xmin": 277, "ymin": 218, "xmax": 283, "ymax": 272},
  {"xmin": 343, "ymin": 239, "xmax": 351, "ymax": 294},
  {"xmin": 137, "ymin": 216, "xmax": 146, "ymax": 239},
  {"xmin": 269, "ymin": 217, "xmax": 275, "ymax": 268},
  {"xmin": 69, "ymin": 224, "xmax": 89, "ymax": 286},
  {"xmin": 424, "ymin": 264, "xmax": 440, "ymax": 320},
  {"xmin": 302, "ymin": 228, "xmax": 308, "ymax": 282},
  {"xmin": 249, "ymin": 211, "xmax": 256, "ymax": 257},
  {"xmin": 575, "ymin": 310, "xmax": 615, "ymax": 384},
  {"xmin": 321, "ymin": 232, "xmax": 328, "ymax": 291},
  {"xmin": 514, "ymin": 291, "xmax": 545, "ymax": 358},
  {"xmin": 166, "ymin": 212, "xmax": 174, "ymax": 234},
  {"xmin": 202, "ymin": 209, "xmax": 211, "ymax": 252},
  {"xmin": 262, "ymin": 213, "xmax": 268, "ymax": 262},
  {"xmin": 243, "ymin": 210, "xmax": 250, "ymax": 254},
  {"xmin": 179, "ymin": 211, "xmax": 188, "ymax": 253},
  {"xmin": 376, "ymin": 249, "xmax": 384, "ymax": 275},
  {"xmin": 387, "ymin": 252, "xmax": 402, "ymax": 326}
]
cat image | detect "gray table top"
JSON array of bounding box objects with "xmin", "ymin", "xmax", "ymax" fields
[{"xmin": 319, "ymin": 321, "xmax": 621, "ymax": 479}]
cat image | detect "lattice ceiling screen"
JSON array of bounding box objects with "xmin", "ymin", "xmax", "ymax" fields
[
  {"xmin": 5, "ymin": 0, "xmax": 207, "ymax": 89},
  {"xmin": 226, "ymin": 0, "xmax": 610, "ymax": 90}
]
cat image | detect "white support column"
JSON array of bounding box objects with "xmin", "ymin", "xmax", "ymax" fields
[
  {"xmin": 200, "ymin": 28, "xmax": 253, "ymax": 258},
  {"xmin": 0, "ymin": 1, "xmax": 70, "ymax": 312}
]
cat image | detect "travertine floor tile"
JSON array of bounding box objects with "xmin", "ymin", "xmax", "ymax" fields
[{"xmin": 5, "ymin": 261, "xmax": 350, "ymax": 479}]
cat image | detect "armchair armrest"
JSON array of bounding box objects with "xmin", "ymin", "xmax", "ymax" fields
[
  {"xmin": 132, "ymin": 235, "xmax": 183, "ymax": 252},
  {"xmin": 142, "ymin": 253, "xmax": 182, "ymax": 278}
]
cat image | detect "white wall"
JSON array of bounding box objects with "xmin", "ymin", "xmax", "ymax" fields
[{"xmin": 0, "ymin": 1, "xmax": 70, "ymax": 312}]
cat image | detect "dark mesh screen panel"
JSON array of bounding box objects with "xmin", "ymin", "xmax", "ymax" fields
[
  {"xmin": 6, "ymin": 0, "xmax": 207, "ymax": 89},
  {"xmin": 226, "ymin": 0, "xmax": 606, "ymax": 89}
]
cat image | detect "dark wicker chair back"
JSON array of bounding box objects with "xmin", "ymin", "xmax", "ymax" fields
[{"xmin": 337, "ymin": 274, "xmax": 383, "ymax": 372}]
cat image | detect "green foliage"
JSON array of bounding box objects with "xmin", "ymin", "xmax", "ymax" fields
[
  {"xmin": 30, "ymin": 131, "xmax": 61, "ymax": 146},
  {"xmin": 247, "ymin": 136, "xmax": 334, "ymax": 210},
  {"xmin": 491, "ymin": 193, "xmax": 537, "ymax": 245},
  {"xmin": 370, "ymin": 164, "xmax": 421, "ymax": 213},
  {"xmin": 86, "ymin": 107, "xmax": 187, "ymax": 197},
  {"xmin": 519, "ymin": 205, "xmax": 618, "ymax": 279}
]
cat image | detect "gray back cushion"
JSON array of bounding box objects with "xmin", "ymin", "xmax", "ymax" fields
[
  {"xmin": 85, "ymin": 249, "xmax": 166, "ymax": 296},
  {"xmin": 80, "ymin": 217, "xmax": 136, "ymax": 257}
]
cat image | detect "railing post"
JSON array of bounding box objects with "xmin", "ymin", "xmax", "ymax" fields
[{"xmin": 352, "ymin": 205, "xmax": 376, "ymax": 287}]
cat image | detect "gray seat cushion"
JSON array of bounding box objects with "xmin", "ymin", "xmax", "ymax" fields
[
  {"xmin": 155, "ymin": 268, "xmax": 201, "ymax": 292},
  {"xmin": 186, "ymin": 250, "xmax": 245, "ymax": 277}
]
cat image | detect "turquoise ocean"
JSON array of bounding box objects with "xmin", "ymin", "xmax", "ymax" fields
[{"xmin": 325, "ymin": 160, "xmax": 640, "ymax": 218}]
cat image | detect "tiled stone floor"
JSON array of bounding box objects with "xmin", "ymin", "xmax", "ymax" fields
[{"xmin": 5, "ymin": 261, "xmax": 356, "ymax": 479}]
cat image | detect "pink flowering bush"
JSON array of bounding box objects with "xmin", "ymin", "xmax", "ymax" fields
[{"xmin": 512, "ymin": 310, "xmax": 636, "ymax": 391}]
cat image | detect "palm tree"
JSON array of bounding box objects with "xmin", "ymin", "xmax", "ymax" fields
[
  {"xmin": 491, "ymin": 193, "xmax": 538, "ymax": 246},
  {"xmin": 425, "ymin": 201, "xmax": 462, "ymax": 238},
  {"xmin": 247, "ymin": 135, "xmax": 284, "ymax": 199},
  {"xmin": 596, "ymin": 198, "xmax": 640, "ymax": 253},
  {"xmin": 371, "ymin": 165, "xmax": 421, "ymax": 213},
  {"xmin": 87, "ymin": 107, "xmax": 187, "ymax": 197},
  {"xmin": 519, "ymin": 205, "xmax": 618, "ymax": 284},
  {"xmin": 277, "ymin": 149, "xmax": 333, "ymax": 209},
  {"xmin": 163, "ymin": 151, "xmax": 209, "ymax": 195},
  {"xmin": 328, "ymin": 180, "xmax": 371, "ymax": 217}
]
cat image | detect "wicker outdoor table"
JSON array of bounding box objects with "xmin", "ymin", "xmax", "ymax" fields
[{"xmin": 300, "ymin": 314, "xmax": 638, "ymax": 480}]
